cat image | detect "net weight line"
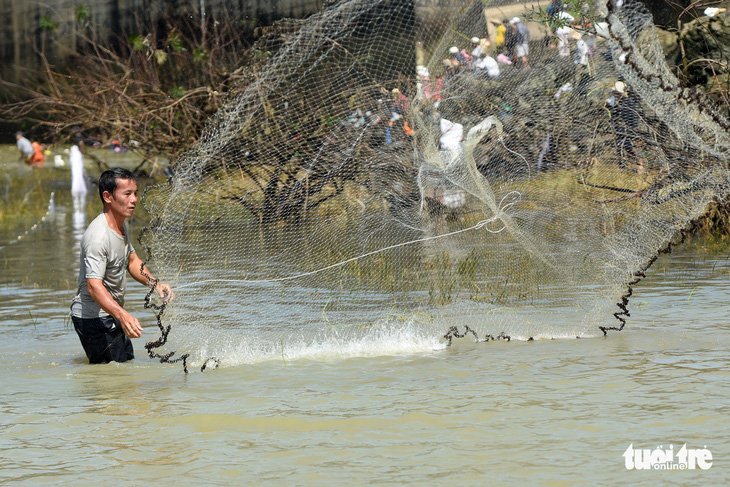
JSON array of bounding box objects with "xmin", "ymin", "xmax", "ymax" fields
[
  {"xmin": 443, "ymin": 325, "xmax": 515, "ymax": 346},
  {"xmin": 600, "ymin": 209, "xmax": 709, "ymax": 336},
  {"xmin": 445, "ymin": 208, "xmax": 714, "ymax": 342},
  {"xmin": 141, "ymin": 262, "xmax": 220, "ymax": 373}
]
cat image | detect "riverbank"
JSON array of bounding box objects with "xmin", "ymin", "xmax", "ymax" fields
[
  {"xmin": 4, "ymin": 144, "xmax": 730, "ymax": 250},
  {"xmin": 0, "ymin": 145, "xmax": 153, "ymax": 231}
]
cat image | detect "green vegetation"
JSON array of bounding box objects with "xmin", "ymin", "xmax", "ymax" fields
[
  {"xmin": 39, "ymin": 15, "xmax": 59, "ymax": 33},
  {"xmin": 0, "ymin": 169, "xmax": 57, "ymax": 227}
]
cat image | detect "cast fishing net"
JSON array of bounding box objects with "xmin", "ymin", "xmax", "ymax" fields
[{"xmin": 140, "ymin": 0, "xmax": 730, "ymax": 369}]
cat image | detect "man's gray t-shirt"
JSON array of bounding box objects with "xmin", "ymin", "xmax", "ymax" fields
[
  {"xmin": 17, "ymin": 137, "xmax": 33, "ymax": 157},
  {"xmin": 71, "ymin": 213, "xmax": 135, "ymax": 318}
]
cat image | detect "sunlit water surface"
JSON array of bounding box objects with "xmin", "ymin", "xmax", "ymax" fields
[{"xmin": 1, "ymin": 159, "xmax": 729, "ymax": 485}]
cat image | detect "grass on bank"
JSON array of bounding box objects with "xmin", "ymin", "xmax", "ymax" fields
[{"xmin": 0, "ymin": 166, "xmax": 58, "ymax": 227}]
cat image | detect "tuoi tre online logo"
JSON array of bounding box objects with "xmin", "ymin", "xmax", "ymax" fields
[{"xmin": 623, "ymin": 443, "xmax": 713, "ymax": 470}]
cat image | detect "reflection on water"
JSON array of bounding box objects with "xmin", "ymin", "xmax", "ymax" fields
[
  {"xmin": 72, "ymin": 193, "xmax": 86, "ymax": 244},
  {"xmin": 70, "ymin": 145, "xmax": 87, "ymax": 200},
  {"xmin": 0, "ymin": 159, "xmax": 729, "ymax": 485},
  {"xmin": 71, "ymin": 144, "xmax": 88, "ymax": 246}
]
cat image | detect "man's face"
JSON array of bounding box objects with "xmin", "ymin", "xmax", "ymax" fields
[{"xmin": 104, "ymin": 178, "xmax": 138, "ymax": 219}]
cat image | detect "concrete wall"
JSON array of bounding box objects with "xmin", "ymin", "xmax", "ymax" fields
[{"xmin": 0, "ymin": 0, "xmax": 324, "ymax": 76}]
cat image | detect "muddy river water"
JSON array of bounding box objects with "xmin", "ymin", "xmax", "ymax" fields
[{"xmin": 1, "ymin": 157, "xmax": 728, "ymax": 485}]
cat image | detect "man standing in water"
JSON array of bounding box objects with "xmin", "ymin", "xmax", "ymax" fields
[
  {"xmin": 71, "ymin": 168, "xmax": 173, "ymax": 363},
  {"xmin": 15, "ymin": 132, "xmax": 33, "ymax": 162}
]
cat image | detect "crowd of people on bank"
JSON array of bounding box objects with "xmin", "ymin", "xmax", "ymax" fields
[
  {"xmin": 431, "ymin": 4, "xmax": 601, "ymax": 82},
  {"xmin": 337, "ymin": 1, "xmax": 629, "ymax": 160}
]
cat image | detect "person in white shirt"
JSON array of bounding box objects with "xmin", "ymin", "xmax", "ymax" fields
[
  {"xmin": 556, "ymin": 11, "xmax": 575, "ymax": 57},
  {"xmin": 474, "ymin": 55, "xmax": 500, "ymax": 78},
  {"xmin": 15, "ymin": 132, "xmax": 33, "ymax": 162}
]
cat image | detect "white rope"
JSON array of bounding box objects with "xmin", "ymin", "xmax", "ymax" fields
[
  {"xmin": 499, "ymin": 136, "xmax": 532, "ymax": 175},
  {"xmin": 177, "ymin": 190, "xmax": 522, "ymax": 289}
]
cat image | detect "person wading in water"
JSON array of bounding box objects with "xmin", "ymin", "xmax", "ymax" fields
[{"xmin": 70, "ymin": 168, "xmax": 174, "ymax": 364}]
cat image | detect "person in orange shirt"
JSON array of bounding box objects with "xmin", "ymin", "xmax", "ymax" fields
[
  {"xmin": 30, "ymin": 141, "xmax": 45, "ymax": 168},
  {"xmin": 403, "ymin": 120, "xmax": 414, "ymax": 136}
]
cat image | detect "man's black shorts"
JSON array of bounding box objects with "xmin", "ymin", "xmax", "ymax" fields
[{"xmin": 72, "ymin": 315, "xmax": 134, "ymax": 364}]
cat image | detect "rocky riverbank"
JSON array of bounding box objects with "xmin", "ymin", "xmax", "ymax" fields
[{"xmin": 657, "ymin": 8, "xmax": 729, "ymax": 114}]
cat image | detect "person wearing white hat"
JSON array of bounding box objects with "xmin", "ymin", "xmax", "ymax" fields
[
  {"xmin": 513, "ymin": 17, "xmax": 531, "ymax": 69},
  {"xmin": 606, "ymin": 80, "xmax": 640, "ymax": 170},
  {"xmin": 556, "ymin": 11, "xmax": 574, "ymax": 57},
  {"xmin": 704, "ymin": 7, "xmax": 726, "ymax": 17},
  {"xmin": 471, "ymin": 37, "xmax": 484, "ymax": 58},
  {"xmin": 447, "ymin": 45, "xmax": 462, "ymax": 68},
  {"xmin": 574, "ymin": 32, "xmax": 589, "ymax": 66}
]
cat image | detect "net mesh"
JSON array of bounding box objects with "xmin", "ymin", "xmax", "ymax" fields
[{"xmin": 140, "ymin": 0, "xmax": 730, "ymax": 368}]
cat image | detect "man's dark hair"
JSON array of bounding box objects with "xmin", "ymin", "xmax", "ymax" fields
[{"xmin": 99, "ymin": 168, "xmax": 136, "ymax": 203}]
